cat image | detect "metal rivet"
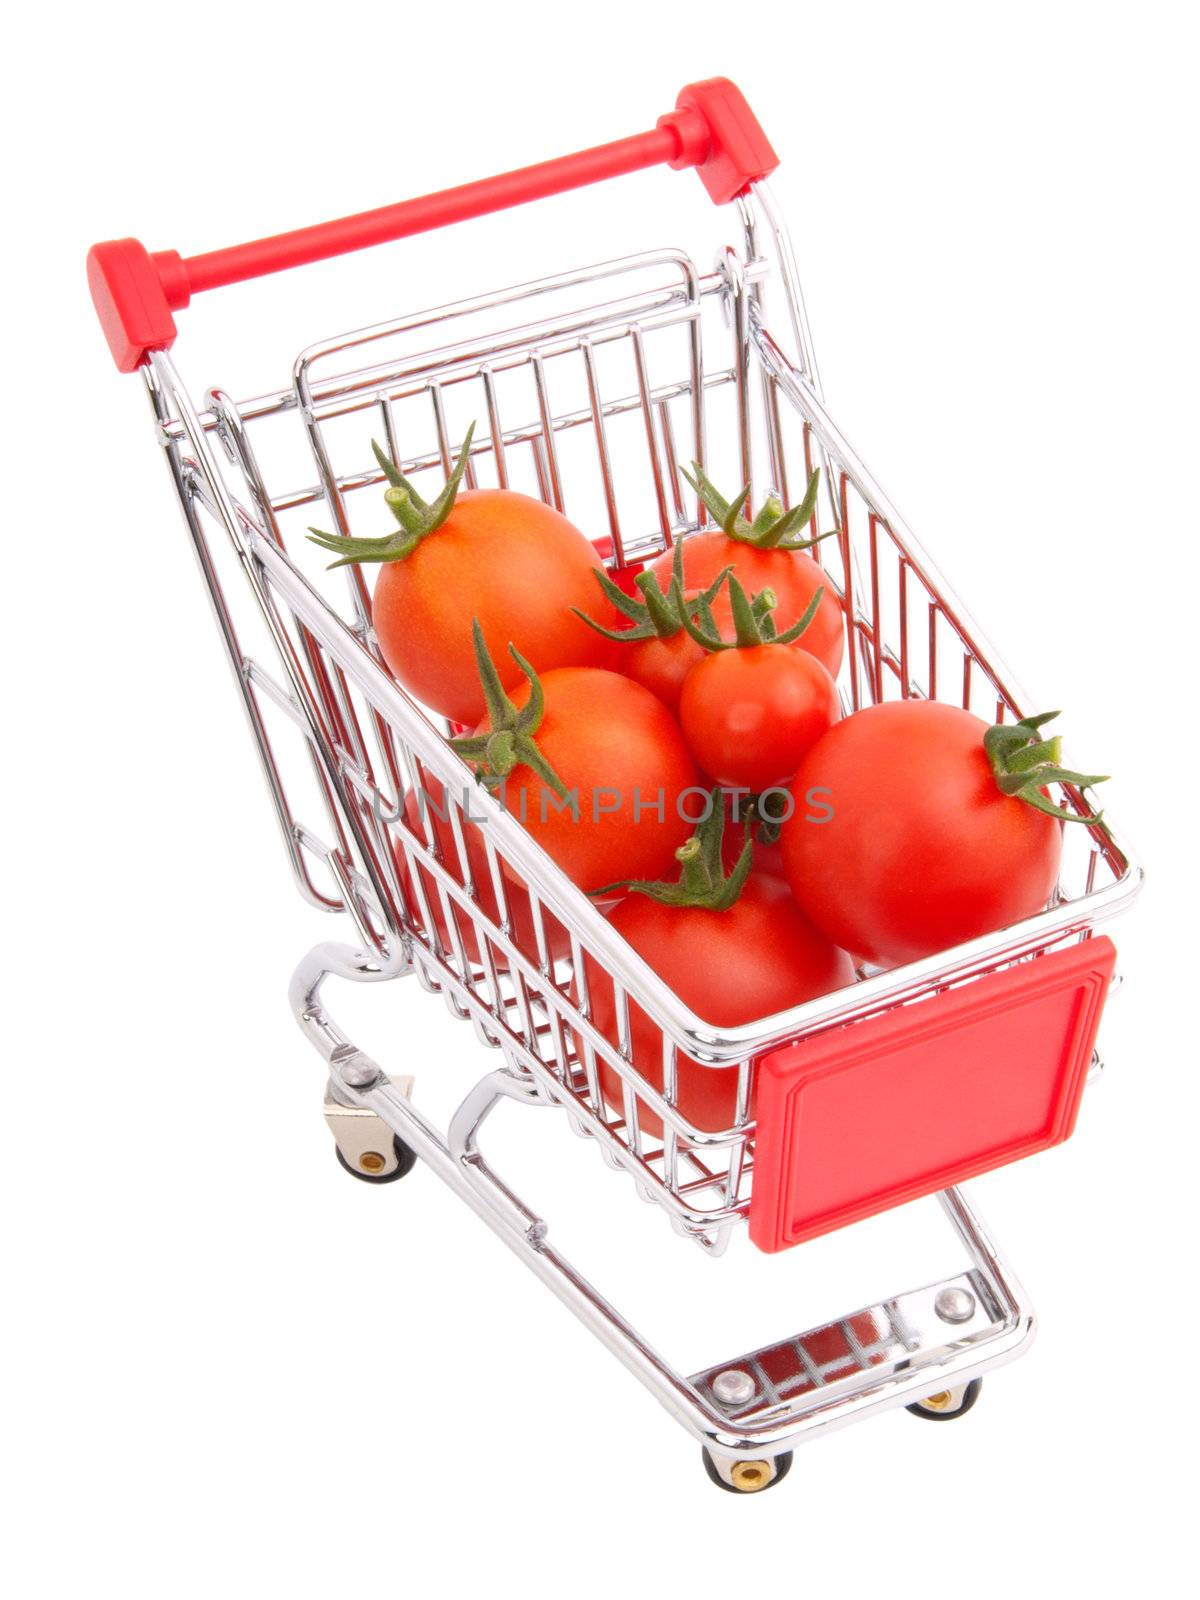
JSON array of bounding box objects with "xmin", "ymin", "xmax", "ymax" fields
[
  {"xmin": 712, "ymin": 1369, "xmax": 756, "ymax": 1405},
  {"xmin": 341, "ymin": 1056, "xmax": 381, "ymax": 1089},
  {"xmin": 359, "ymin": 1151, "xmax": 387, "ymax": 1173},
  {"xmin": 730, "ymin": 1460, "xmax": 771, "ymax": 1491},
  {"xmin": 934, "ymin": 1286, "xmax": 976, "ymax": 1325}
]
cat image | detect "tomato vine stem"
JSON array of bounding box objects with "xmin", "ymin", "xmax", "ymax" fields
[
  {"xmin": 677, "ymin": 572, "xmax": 824, "ymax": 652},
  {"xmin": 449, "ymin": 619, "xmax": 570, "ymax": 799},
  {"xmin": 589, "ymin": 799, "xmax": 753, "ymax": 910},
  {"xmin": 572, "ymin": 541, "xmax": 731, "ymax": 644},
  {"xmin": 307, "ymin": 423, "xmax": 477, "ymax": 568},
  {"xmin": 983, "ymin": 711, "xmax": 1108, "ymax": 822},
  {"xmin": 680, "ymin": 462, "xmax": 839, "ymax": 552}
]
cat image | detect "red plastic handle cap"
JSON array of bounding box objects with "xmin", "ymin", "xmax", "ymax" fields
[
  {"xmin": 664, "ymin": 78, "xmax": 780, "ymax": 204},
  {"xmin": 749, "ymin": 937, "xmax": 1118, "ymax": 1253},
  {"xmin": 87, "ymin": 238, "xmax": 183, "ymax": 372}
]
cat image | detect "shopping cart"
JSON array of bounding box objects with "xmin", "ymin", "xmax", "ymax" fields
[{"xmin": 89, "ymin": 79, "xmax": 1141, "ymax": 1492}]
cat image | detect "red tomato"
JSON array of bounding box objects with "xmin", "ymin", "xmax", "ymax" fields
[
  {"xmin": 615, "ymin": 627, "xmax": 706, "ymax": 714},
  {"xmin": 585, "ymin": 876, "xmax": 854, "ymax": 1135},
  {"xmin": 781, "ymin": 701, "xmax": 1064, "ymax": 966},
  {"xmin": 309, "ymin": 438, "xmax": 618, "ymax": 725},
  {"xmin": 680, "ymin": 645, "xmax": 840, "ymax": 790},
  {"xmin": 396, "ymin": 780, "xmax": 571, "ymax": 972},
  {"xmin": 573, "ymin": 547, "xmax": 723, "ymax": 715},
  {"xmin": 465, "ymin": 668, "xmax": 701, "ymax": 893},
  {"xmin": 649, "ymin": 536, "xmax": 844, "ymax": 678},
  {"xmin": 372, "ymin": 492, "xmax": 617, "ymax": 724}
]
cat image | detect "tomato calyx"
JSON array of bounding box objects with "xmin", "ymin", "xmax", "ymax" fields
[
  {"xmin": 678, "ymin": 571, "xmax": 825, "ymax": 652},
  {"xmin": 680, "ymin": 462, "xmax": 839, "ymax": 552},
  {"xmin": 983, "ymin": 710, "xmax": 1108, "ymax": 822},
  {"xmin": 572, "ymin": 540, "xmax": 731, "ymax": 643},
  {"xmin": 590, "ymin": 799, "xmax": 753, "ymax": 910},
  {"xmin": 449, "ymin": 619, "xmax": 571, "ymax": 800},
  {"xmin": 307, "ymin": 424, "xmax": 477, "ymax": 568}
]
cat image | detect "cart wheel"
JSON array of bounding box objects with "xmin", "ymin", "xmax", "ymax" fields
[
  {"xmin": 906, "ymin": 1377, "xmax": 983, "ymax": 1421},
  {"xmin": 335, "ymin": 1134, "xmax": 417, "ymax": 1184},
  {"xmin": 702, "ymin": 1447, "xmax": 792, "ymax": 1494}
]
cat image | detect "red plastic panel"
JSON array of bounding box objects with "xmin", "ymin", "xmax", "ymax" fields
[{"xmin": 749, "ymin": 937, "xmax": 1117, "ymax": 1253}]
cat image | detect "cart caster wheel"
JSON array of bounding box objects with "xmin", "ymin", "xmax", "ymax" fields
[
  {"xmin": 702, "ymin": 1447, "xmax": 793, "ymax": 1494},
  {"xmin": 906, "ymin": 1377, "xmax": 982, "ymax": 1421},
  {"xmin": 335, "ymin": 1134, "xmax": 417, "ymax": 1184}
]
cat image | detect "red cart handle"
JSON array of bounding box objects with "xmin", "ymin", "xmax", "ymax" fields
[{"xmin": 88, "ymin": 77, "xmax": 778, "ymax": 373}]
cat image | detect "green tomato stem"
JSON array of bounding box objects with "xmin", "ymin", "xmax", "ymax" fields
[
  {"xmin": 588, "ymin": 799, "xmax": 753, "ymax": 911},
  {"xmin": 306, "ymin": 423, "xmax": 476, "ymax": 568},
  {"xmin": 572, "ymin": 539, "xmax": 732, "ymax": 644},
  {"xmin": 678, "ymin": 461, "xmax": 837, "ymax": 553},
  {"xmin": 449, "ymin": 620, "xmax": 570, "ymax": 801},
  {"xmin": 983, "ymin": 711, "xmax": 1108, "ymax": 823}
]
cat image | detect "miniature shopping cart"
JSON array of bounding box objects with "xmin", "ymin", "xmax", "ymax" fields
[{"xmin": 89, "ymin": 79, "xmax": 1141, "ymax": 1492}]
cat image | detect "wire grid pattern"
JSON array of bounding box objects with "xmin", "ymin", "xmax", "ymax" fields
[
  {"xmin": 148, "ymin": 234, "xmax": 1133, "ymax": 1252},
  {"xmin": 691, "ymin": 1275, "xmax": 993, "ymax": 1417},
  {"xmin": 702, "ymin": 1307, "xmax": 894, "ymax": 1415}
]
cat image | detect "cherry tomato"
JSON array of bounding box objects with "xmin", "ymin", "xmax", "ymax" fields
[
  {"xmin": 573, "ymin": 549, "xmax": 723, "ymax": 715},
  {"xmin": 781, "ymin": 701, "xmax": 1065, "ymax": 966},
  {"xmin": 586, "ymin": 875, "xmax": 854, "ymax": 1134},
  {"xmin": 373, "ymin": 492, "xmax": 616, "ymax": 724},
  {"xmin": 615, "ymin": 626, "xmax": 706, "ymax": 714},
  {"xmin": 465, "ymin": 668, "xmax": 701, "ymax": 893},
  {"xmin": 680, "ymin": 645, "xmax": 840, "ymax": 790},
  {"xmin": 309, "ymin": 434, "xmax": 618, "ymax": 725}
]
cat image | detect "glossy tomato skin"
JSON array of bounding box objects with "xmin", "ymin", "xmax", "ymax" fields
[
  {"xmin": 396, "ymin": 780, "xmax": 569, "ymax": 969},
  {"xmin": 649, "ymin": 534, "xmax": 844, "ymax": 678},
  {"xmin": 586, "ymin": 876, "xmax": 854, "ymax": 1135},
  {"xmin": 470, "ymin": 668, "xmax": 700, "ymax": 893},
  {"xmin": 374, "ymin": 490, "xmax": 617, "ymax": 724},
  {"xmin": 781, "ymin": 700, "xmax": 1063, "ymax": 967},
  {"xmin": 680, "ymin": 646, "xmax": 840, "ymax": 791},
  {"xmin": 614, "ymin": 628, "xmax": 706, "ymax": 714}
]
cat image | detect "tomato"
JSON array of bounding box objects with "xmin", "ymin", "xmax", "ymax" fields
[
  {"xmin": 586, "ymin": 873, "xmax": 854, "ymax": 1135},
  {"xmin": 669, "ymin": 569, "xmax": 839, "ymax": 790},
  {"xmin": 395, "ymin": 778, "xmax": 569, "ymax": 970},
  {"xmin": 614, "ymin": 628, "xmax": 706, "ymax": 714},
  {"xmin": 572, "ymin": 540, "xmax": 726, "ymax": 714},
  {"xmin": 648, "ymin": 464, "xmax": 845, "ymax": 677},
  {"xmin": 780, "ymin": 702, "xmax": 1100, "ymax": 966},
  {"xmin": 309, "ymin": 429, "xmax": 616, "ymax": 724},
  {"xmin": 680, "ymin": 645, "xmax": 840, "ymax": 790},
  {"xmin": 369, "ymin": 491, "xmax": 618, "ymax": 726},
  {"xmin": 703, "ymin": 551, "xmax": 843, "ymax": 677},
  {"xmin": 453, "ymin": 648, "xmax": 701, "ymax": 894}
]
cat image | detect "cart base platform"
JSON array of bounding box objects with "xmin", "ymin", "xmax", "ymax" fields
[{"xmin": 299, "ymin": 938, "xmax": 1036, "ymax": 1490}]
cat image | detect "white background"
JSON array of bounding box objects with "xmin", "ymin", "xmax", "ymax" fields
[{"xmin": 5, "ymin": 2, "xmax": 1197, "ymax": 1594}]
